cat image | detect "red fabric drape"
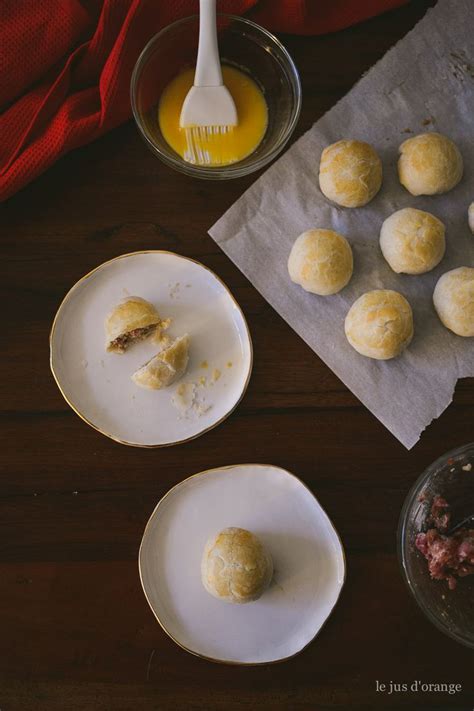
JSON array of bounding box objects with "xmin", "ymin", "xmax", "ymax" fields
[{"xmin": 0, "ymin": 0, "xmax": 406, "ymax": 201}]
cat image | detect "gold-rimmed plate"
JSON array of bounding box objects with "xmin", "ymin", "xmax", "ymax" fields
[
  {"xmin": 139, "ymin": 464, "xmax": 346, "ymax": 664},
  {"xmin": 50, "ymin": 251, "xmax": 252, "ymax": 447}
]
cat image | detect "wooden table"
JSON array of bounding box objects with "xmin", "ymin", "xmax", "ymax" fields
[{"xmin": 2, "ymin": 1, "xmax": 473, "ymax": 708}]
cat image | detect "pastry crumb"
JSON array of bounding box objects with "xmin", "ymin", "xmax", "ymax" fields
[
  {"xmin": 200, "ymin": 360, "xmax": 208, "ymax": 369},
  {"xmin": 198, "ymin": 376, "xmax": 207, "ymax": 386},
  {"xmin": 462, "ymin": 463, "xmax": 472, "ymax": 472},
  {"xmin": 226, "ymin": 361, "xmax": 233, "ymax": 368},
  {"xmin": 169, "ymin": 282, "xmax": 180, "ymax": 299},
  {"xmin": 194, "ymin": 402, "xmax": 212, "ymax": 416},
  {"xmin": 171, "ymin": 381, "xmax": 212, "ymax": 418},
  {"xmin": 211, "ymin": 368, "xmax": 221, "ymax": 383},
  {"xmin": 172, "ymin": 382, "xmax": 196, "ymax": 415}
]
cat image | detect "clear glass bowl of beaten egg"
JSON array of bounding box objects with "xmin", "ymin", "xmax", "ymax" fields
[{"xmin": 130, "ymin": 15, "xmax": 302, "ymax": 179}]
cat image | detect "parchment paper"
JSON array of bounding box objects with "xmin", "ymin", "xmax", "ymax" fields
[{"xmin": 209, "ymin": 0, "xmax": 474, "ymax": 449}]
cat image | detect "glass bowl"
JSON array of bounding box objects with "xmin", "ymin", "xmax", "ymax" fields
[
  {"xmin": 130, "ymin": 15, "xmax": 302, "ymax": 179},
  {"xmin": 398, "ymin": 443, "xmax": 474, "ymax": 649}
]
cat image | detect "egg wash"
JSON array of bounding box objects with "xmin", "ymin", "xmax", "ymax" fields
[{"xmin": 158, "ymin": 66, "xmax": 268, "ymax": 167}]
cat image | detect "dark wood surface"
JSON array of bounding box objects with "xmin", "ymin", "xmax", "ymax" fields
[{"xmin": 2, "ymin": 1, "xmax": 473, "ymax": 709}]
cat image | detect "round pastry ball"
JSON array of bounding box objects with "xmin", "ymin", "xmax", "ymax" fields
[
  {"xmin": 288, "ymin": 229, "xmax": 353, "ymax": 296},
  {"xmin": 201, "ymin": 527, "xmax": 273, "ymax": 604},
  {"xmin": 319, "ymin": 139, "xmax": 382, "ymax": 208},
  {"xmin": 380, "ymin": 207, "xmax": 445, "ymax": 275},
  {"xmin": 468, "ymin": 202, "xmax": 474, "ymax": 234},
  {"xmin": 345, "ymin": 290, "xmax": 414, "ymax": 360},
  {"xmin": 433, "ymin": 267, "xmax": 474, "ymax": 337},
  {"xmin": 398, "ymin": 132, "xmax": 463, "ymax": 196}
]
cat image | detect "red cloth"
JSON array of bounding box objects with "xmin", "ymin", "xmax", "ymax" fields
[{"xmin": 0, "ymin": 0, "xmax": 407, "ymax": 201}]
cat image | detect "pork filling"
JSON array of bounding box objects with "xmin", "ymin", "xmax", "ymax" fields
[
  {"xmin": 109, "ymin": 324, "xmax": 158, "ymax": 353},
  {"xmin": 415, "ymin": 496, "xmax": 474, "ymax": 590}
]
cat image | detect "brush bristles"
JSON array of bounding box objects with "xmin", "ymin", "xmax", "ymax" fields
[{"xmin": 183, "ymin": 126, "xmax": 237, "ymax": 166}]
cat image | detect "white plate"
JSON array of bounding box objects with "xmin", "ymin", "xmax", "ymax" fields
[
  {"xmin": 139, "ymin": 464, "xmax": 346, "ymax": 664},
  {"xmin": 50, "ymin": 251, "xmax": 252, "ymax": 447}
]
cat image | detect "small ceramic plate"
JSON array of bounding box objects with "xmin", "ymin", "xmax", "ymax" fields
[
  {"xmin": 50, "ymin": 251, "xmax": 252, "ymax": 446},
  {"xmin": 139, "ymin": 464, "xmax": 346, "ymax": 664}
]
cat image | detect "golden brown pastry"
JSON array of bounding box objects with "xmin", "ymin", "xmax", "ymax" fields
[
  {"xmin": 131, "ymin": 334, "xmax": 190, "ymax": 389},
  {"xmin": 433, "ymin": 267, "xmax": 474, "ymax": 337},
  {"xmin": 105, "ymin": 296, "xmax": 163, "ymax": 353},
  {"xmin": 380, "ymin": 208, "xmax": 445, "ymax": 275},
  {"xmin": 201, "ymin": 527, "xmax": 273, "ymax": 604},
  {"xmin": 398, "ymin": 132, "xmax": 463, "ymax": 196},
  {"xmin": 345, "ymin": 290, "xmax": 414, "ymax": 360},
  {"xmin": 288, "ymin": 228, "xmax": 353, "ymax": 295},
  {"xmin": 319, "ymin": 139, "xmax": 382, "ymax": 208}
]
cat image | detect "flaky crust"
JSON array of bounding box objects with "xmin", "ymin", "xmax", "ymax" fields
[
  {"xmin": 288, "ymin": 228, "xmax": 353, "ymax": 295},
  {"xmin": 345, "ymin": 290, "xmax": 414, "ymax": 360},
  {"xmin": 201, "ymin": 527, "xmax": 273, "ymax": 604},
  {"xmin": 433, "ymin": 267, "xmax": 474, "ymax": 337},
  {"xmin": 380, "ymin": 208, "xmax": 445, "ymax": 275},
  {"xmin": 319, "ymin": 140, "xmax": 382, "ymax": 208},
  {"xmin": 105, "ymin": 296, "xmax": 160, "ymax": 351},
  {"xmin": 398, "ymin": 132, "xmax": 463, "ymax": 196},
  {"xmin": 131, "ymin": 334, "xmax": 190, "ymax": 389}
]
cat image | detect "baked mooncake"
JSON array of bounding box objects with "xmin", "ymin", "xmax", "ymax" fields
[
  {"xmin": 398, "ymin": 132, "xmax": 463, "ymax": 196},
  {"xmin": 105, "ymin": 296, "xmax": 163, "ymax": 353},
  {"xmin": 345, "ymin": 289, "xmax": 414, "ymax": 360},
  {"xmin": 433, "ymin": 267, "xmax": 474, "ymax": 337},
  {"xmin": 319, "ymin": 139, "xmax": 382, "ymax": 208},
  {"xmin": 288, "ymin": 228, "xmax": 353, "ymax": 295},
  {"xmin": 380, "ymin": 207, "xmax": 445, "ymax": 275},
  {"xmin": 201, "ymin": 527, "xmax": 273, "ymax": 604},
  {"xmin": 131, "ymin": 334, "xmax": 190, "ymax": 389}
]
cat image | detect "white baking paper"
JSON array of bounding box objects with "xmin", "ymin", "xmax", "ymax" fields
[{"xmin": 209, "ymin": 0, "xmax": 474, "ymax": 449}]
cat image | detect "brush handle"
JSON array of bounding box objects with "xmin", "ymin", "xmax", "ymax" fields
[{"xmin": 194, "ymin": 0, "xmax": 223, "ymax": 87}]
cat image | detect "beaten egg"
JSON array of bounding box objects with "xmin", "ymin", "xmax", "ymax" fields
[{"xmin": 158, "ymin": 66, "xmax": 268, "ymax": 166}]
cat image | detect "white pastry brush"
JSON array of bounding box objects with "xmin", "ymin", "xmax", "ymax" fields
[{"xmin": 179, "ymin": 0, "xmax": 238, "ymax": 165}]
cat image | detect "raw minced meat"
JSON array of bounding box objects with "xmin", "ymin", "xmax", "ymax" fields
[
  {"xmin": 416, "ymin": 496, "xmax": 474, "ymax": 590},
  {"xmin": 428, "ymin": 494, "xmax": 451, "ymax": 533}
]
